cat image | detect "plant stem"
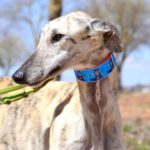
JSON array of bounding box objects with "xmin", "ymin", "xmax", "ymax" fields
[
  {"xmin": 0, "ymin": 86, "xmax": 40, "ymax": 104},
  {"xmin": 0, "ymin": 84, "xmax": 26, "ymax": 94},
  {"xmin": 0, "ymin": 79, "xmax": 53, "ymax": 104}
]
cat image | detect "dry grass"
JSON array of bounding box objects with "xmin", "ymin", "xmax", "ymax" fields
[{"xmin": 119, "ymin": 92, "xmax": 150, "ymax": 150}]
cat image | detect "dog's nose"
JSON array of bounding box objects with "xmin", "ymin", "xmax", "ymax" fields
[{"xmin": 12, "ymin": 71, "xmax": 25, "ymax": 84}]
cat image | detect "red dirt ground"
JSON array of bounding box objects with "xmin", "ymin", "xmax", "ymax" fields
[{"xmin": 119, "ymin": 92, "xmax": 150, "ymax": 123}]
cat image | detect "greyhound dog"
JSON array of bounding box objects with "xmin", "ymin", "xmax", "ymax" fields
[{"xmin": 13, "ymin": 11, "xmax": 124, "ymax": 150}]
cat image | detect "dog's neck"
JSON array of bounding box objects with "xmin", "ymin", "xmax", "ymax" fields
[
  {"xmin": 77, "ymin": 66, "xmax": 120, "ymax": 150},
  {"xmin": 77, "ymin": 78, "xmax": 108, "ymax": 149}
]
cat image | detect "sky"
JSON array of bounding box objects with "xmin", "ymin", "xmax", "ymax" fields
[{"xmin": 0, "ymin": 0, "xmax": 150, "ymax": 88}]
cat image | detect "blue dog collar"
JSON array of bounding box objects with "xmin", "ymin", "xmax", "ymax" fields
[{"xmin": 74, "ymin": 53, "xmax": 116, "ymax": 82}]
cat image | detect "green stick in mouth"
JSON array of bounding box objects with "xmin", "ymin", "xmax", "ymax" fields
[
  {"xmin": 0, "ymin": 85, "xmax": 40, "ymax": 104},
  {"xmin": 0, "ymin": 84, "xmax": 26, "ymax": 94},
  {"xmin": 0, "ymin": 79, "xmax": 53, "ymax": 105}
]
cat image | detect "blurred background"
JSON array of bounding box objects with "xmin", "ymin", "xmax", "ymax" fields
[{"xmin": 0, "ymin": 0, "xmax": 150, "ymax": 149}]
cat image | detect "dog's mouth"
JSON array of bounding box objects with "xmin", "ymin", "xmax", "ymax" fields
[
  {"xmin": 48, "ymin": 66, "xmax": 62, "ymax": 77},
  {"xmin": 28, "ymin": 77, "xmax": 55, "ymax": 88},
  {"xmin": 28, "ymin": 66, "xmax": 63, "ymax": 88}
]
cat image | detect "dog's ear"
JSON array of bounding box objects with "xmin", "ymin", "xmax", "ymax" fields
[{"xmin": 91, "ymin": 19, "xmax": 123, "ymax": 53}]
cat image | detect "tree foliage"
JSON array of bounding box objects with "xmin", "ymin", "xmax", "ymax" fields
[
  {"xmin": 0, "ymin": 0, "xmax": 48, "ymax": 46},
  {"xmin": 0, "ymin": 35, "xmax": 27, "ymax": 75}
]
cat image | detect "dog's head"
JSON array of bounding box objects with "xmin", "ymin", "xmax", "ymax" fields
[{"xmin": 12, "ymin": 11, "xmax": 122, "ymax": 86}]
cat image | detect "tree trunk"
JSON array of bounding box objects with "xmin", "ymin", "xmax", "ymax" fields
[
  {"xmin": 116, "ymin": 46, "xmax": 127, "ymax": 91},
  {"xmin": 48, "ymin": 0, "xmax": 62, "ymax": 80},
  {"xmin": 48, "ymin": 0, "xmax": 62, "ymax": 20},
  {"xmin": 117, "ymin": 65, "xmax": 123, "ymax": 91}
]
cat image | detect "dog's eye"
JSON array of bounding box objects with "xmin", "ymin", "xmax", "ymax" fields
[{"xmin": 51, "ymin": 34, "xmax": 64, "ymax": 43}]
